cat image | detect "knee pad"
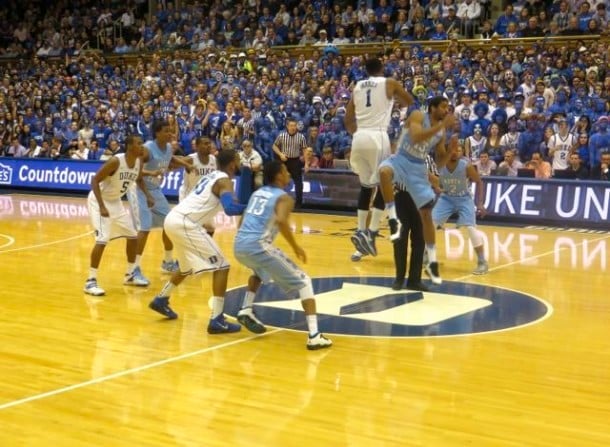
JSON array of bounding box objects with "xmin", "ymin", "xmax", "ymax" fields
[
  {"xmin": 358, "ymin": 186, "xmax": 374, "ymax": 210},
  {"xmin": 298, "ymin": 277, "xmax": 315, "ymax": 300},
  {"xmin": 467, "ymin": 226, "xmax": 483, "ymax": 248}
]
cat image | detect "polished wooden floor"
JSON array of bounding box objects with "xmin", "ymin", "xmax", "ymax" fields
[{"xmin": 0, "ymin": 193, "xmax": 609, "ymax": 446}]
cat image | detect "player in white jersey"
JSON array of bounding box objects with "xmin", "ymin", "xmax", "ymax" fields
[
  {"xmin": 548, "ymin": 118, "xmax": 576, "ymax": 173},
  {"xmin": 84, "ymin": 135, "xmax": 151, "ymax": 296},
  {"xmin": 178, "ymin": 136, "xmax": 217, "ymax": 202},
  {"xmin": 148, "ymin": 149, "xmax": 247, "ymax": 334},
  {"xmin": 344, "ymin": 57, "xmax": 414, "ymax": 259}
]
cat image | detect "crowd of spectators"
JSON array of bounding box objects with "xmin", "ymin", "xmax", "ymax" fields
[{"xmin": 0, "ymin": 0, "xmax": 609, "ymax": 181}]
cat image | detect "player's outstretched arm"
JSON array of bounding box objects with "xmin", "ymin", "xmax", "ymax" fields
[
  {"xmin": 214, "ymin": 178, "xmax": 246, "ymax": 216},
  {"xmin": 387, "ymin": 78, "xmax": 414, "ymax": 108}
]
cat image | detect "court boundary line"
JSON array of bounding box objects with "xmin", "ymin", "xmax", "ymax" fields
[
  {"xmin": 0, "ymin": 231, "xmax": 92, "ymax": 254},
  {"xmin": 0, "ymin": 233, "xmax": 15, "ymax": 249},
  {"xmin": 1, "ymin": 227, "xmax": 608, "ymax": 411},
  {"xmin": 0, "ymin": 329, "xmax": 281, "ymax": 411}
]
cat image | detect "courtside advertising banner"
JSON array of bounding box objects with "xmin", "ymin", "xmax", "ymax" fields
[{"xmin": 1, "ymin": 158, "xmax": 608, "ymax": 228}]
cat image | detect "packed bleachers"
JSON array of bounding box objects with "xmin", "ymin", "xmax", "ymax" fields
[{"xmin": 0, "ymin": 0, "xmax": 608, "ymax": 180}]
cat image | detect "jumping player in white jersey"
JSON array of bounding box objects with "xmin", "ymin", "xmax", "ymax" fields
[
  {"xmin": 148, "ymin": 149, "xmax": 246, "ymax": 334},
  {"xmin": 233, "ymin": 161, "xmax": 332, "ymax": 350},
  {"xmin": 432, "ymin": 146, "xmax": 489, "ymax": 275},
  {"xmin": 178, "ymin": 136, "xmax": 217, "ymax": 202},
  {"xmin": 344, "ymin": 57, "xmax": 414, "ymax": 260},
  {"xmin": 378, "ymin": 96, "xmax": 457, "ymax": 285},
  {"xmin": 84, "ymin": 135, "xmax": 152, "ymax": 296}
]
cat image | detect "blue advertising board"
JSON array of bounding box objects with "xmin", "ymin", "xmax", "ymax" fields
[
  {"xmin": 0, "ymin": 157, "xmax": 242, "ymax": 200},
  {"xmin": 1, "ymin": 158, "xmax": 609, "ymax": 229}
]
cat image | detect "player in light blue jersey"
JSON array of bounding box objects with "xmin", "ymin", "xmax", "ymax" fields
[
  {"xmin": 432, "ymin": 146, "xmax": 488, "ymax": 275},
  {"xmin": 128, "ymin": 120, "xmax": 192, "ymax": 282},
  {"xmin": 233, "ymin": 161, "xmax": 332, "ymax": 350},
  {"xmin": 378, "ymin": 96, "xmax": 457, "ymax": 285}
]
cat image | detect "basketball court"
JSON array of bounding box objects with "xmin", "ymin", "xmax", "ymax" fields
[{"xmin": 0, "ymin": 193, "xmax": 608, "ymax": 446}]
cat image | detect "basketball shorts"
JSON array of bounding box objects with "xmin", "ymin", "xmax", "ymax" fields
[
  {"xmin": 432, "ymin": 194, "xmax": 476, "ymax": 227},
  {"xmin": 350, "ymin": 129, "xmax": 391, "ymax": 187},
  {"xmin": 127, "ymin": 186, "xmax": 171, "ymax": 231},
  {"xmin": 380, "ymin": 153, "xmax": 435, "ymax": 209},
  {"xmin": 234, "ymin": 244, "xmax": 308, "ymax": 295},
  {"xmin": 87, "ymin": 192, "xmax": 137, "ymax": 244},
  {"xmin": 163, "ymin": 212, "xmax": 229, "ymax": 274}
]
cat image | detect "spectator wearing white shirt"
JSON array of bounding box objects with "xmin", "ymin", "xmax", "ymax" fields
[
  {"xmin": 457, "ymin": 0, "xmax": 481, "ymax": 37},
  {"xmin": 498, "ymin": 149, "xmax": 524, "ymax": 176},
  {"xmin": 314, "ymin": 29, "xmax": 330, "ymax": 46},
  {"xmin": 332, "ymin": 27, "xmax": 350, "ymax": 45},
  {"xmin": 239, "ymin": 140, "xmax": 263, "ymax": 189},
  {"xmin": 28, "ymin": 139, "xmax": 42, "ymax": 158},
  {"xmin": 72, "ymin": 140, "xmax": 90, "ymax": 160}
]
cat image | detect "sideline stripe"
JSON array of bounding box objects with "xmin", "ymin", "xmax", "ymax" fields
[
  {"xmin": 0, "ymin": 329, "xmax": 281, "ymax": 411},
  {"xmin": 0, "ymin": 232, "xmax": 92, "ymax": 254}
]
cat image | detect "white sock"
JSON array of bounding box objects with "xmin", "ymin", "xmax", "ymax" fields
[
  {"xmin": 164, "ymin": 250, "xmax": 173, "ymax": 262},
  {"xmin": 426, "ymin": 245, "xmax": 437, "ymax": 263},
  {"xmin": 211, "ymin": 296, "xmax": 224, "ymax": 319},
  {"xmin": 241, "ymin": 291, "xmax": 257, "ymax": 310},
  {"xmin": 88, "ymin": 268, "xmax": 98, "ymax": 280},
  {"xmin": 306, "ymin": 314, "xmax": 318, "ymax": 336},
  {"xmin": 369, "ymin": 208, "xmax": 384, "ymax": 232},
  {"xmin": 135, "ymin": 255, "xmax": 142, "ymax": 267},
  {"xmin": 385, "ymin": 202, "xmax": 397, "ymax": 220},
  {"xmin": 357, "ymin": 209, "xmax": 368, "ymax": 231},
  {"xmin": 158, "ymin": 281, "xmax": 175, "ymax": 298},
  {"xmin": 126, "ymin": 263, "xmax": 136, "ymax": 275}
]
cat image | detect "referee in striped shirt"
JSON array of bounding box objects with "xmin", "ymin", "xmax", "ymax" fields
[{"xmin": 273, "ymin": 118, "xmax": 310, "ymax": 208}]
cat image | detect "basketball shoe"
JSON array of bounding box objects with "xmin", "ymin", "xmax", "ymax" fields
[
  {"xmin": 207, "ymin": 314, "xmax": 241, "ymax": 334},
  {"xmin": 148, "ymin": 296, "xmax": 178, "ymax": 319},
  {"xmin": 237, "ymin": 308, "xmax": 266, "ymax": 334},
  {"xmin": 351, "ymin": 250, "xmax": 368, "ymax": 262},
  {"xmin": 424, "ymin": 262, "xmax": 442, "ymax": 285},
  {"xmin": 473, "ymin": 261, "xmax": 489, "ymax": 275},
  {"xmin": 350, "ymin": 230, "xmax": 372, "ymax": 255},
  {"xmin": 161, "ymin": 260, "xmax": 179, "ymax": 273},
  {"xmin": 124, "ymin": 266, "xmax": 150, "ymax": 286},
  {"xmin": 307, "ymin": 332, "xmax": 333, "ymax": 350},
  {"xmin": 84, "ymin": 279, "xmax": 105, "ymax": 296}
]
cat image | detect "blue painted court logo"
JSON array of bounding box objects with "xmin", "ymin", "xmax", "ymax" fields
[{"xmin": 224, "ymin": 276, "xmax": 552, "ymax": 337}]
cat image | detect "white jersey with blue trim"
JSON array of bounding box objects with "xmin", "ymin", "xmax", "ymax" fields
[
  {"xmin": 172, "ymin": 170, "xmax": 227, "ymax": 225},
  {"xmin": 353, "ymin": 77, "xmax": 394, "ymax": 130},
  {"xmin": 181, "ymin": 153, "xmax": 217, "ymax": 197},
  {"xmin": 100, "ymin": 154, "xmax": 141, "ymax": 201},
  {"xmin": 397, "ymin": 113, "xmax": 445, "ymax": 161}
]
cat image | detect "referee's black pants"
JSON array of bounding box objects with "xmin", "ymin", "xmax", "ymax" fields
[
  {"xmin": 284, "ymin": 157, "xmax": 303, "ymax": 207},
  {"xmin": 393, "ymin": 189, "xmax": 425, "ymax": 285}
]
